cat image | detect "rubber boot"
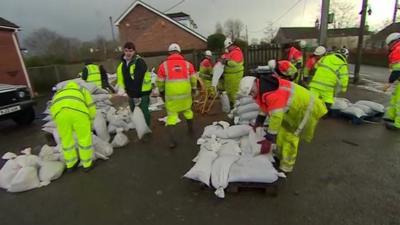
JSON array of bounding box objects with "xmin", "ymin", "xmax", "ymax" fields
[
  {"xmin": 167, "ymin": 126, "xmax": 177, "ymax": 149},
  {"xmin": 186, "ymin": 119, "xmax": 194, "ymax": 135}
]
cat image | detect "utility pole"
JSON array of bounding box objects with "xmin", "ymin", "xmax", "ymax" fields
[
  {"xmin": 353, "ymin": 0, "xmax": 368, "ymax": 84},
  {"xmin": 319, "ymin": 0, "xmax": 330, "ymax": 46},
  {"xmin": 245, "ymin": 25, "xmax": 249, "ymax": 42},
  {"xmin": 109, "ymin": 16, "xmax": 116, "ymax": 42},
  {"xmin": 394, "ymin": 0, "xmax": 399, "ymax": 24}
]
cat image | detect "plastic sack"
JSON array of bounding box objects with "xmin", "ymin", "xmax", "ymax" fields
[
  {"xmin": 218, "ymin": 140, "xmax": 241, "ymax": 156},
  {"xmin": 228, "ymin": 155, "xmax": 279, "ymax": 184},
  {"xmin": 239, "ymin": 111, "xmax": 259, "ymax": 122},
  {"xmin": 111, "ymin": 128, "xmax": 129, "ymax": 148},
  {"xmin": 8, "ymin": 167, "xmax": 41, "ymax": 192},
  {"xmin": 2, "ymin": 152, "xmax": 17, "ymax": 160},
  {"xmin": 38, "ymin": 161, "xmax": 64, "ymax": 182},
  {"xmin": 183, "ymin": 150, "xmax": 218, "ymax": 186},
  {"xmin": 331, "ymin": 98, "xmax": 351, "ymax": 111},
  {"xmin": 352, "ymin": 104, "xmax": 374, "ymax": 116},
  {"xmin": 355, "ymin": 100, "xmax": 384, "ymax": 113},
  {"xmin": 239, "ymin": 96, "xmax": 255, "ymax": 106},
  {"xmin": 15, "ymin": 155, "xmax": 41, "ymax": 168},
  {"xmin": 39, "ymin": 145, "xmax": 59, "ymax": 161},
  {"xmin": 211, "ymin": 62, "xmax": 224, "ymax": 87},
  {"xmin": 92, "ymin": 135, "xmax": 113, "ymax": 159},
  {"xmin": 211, "ymin": 155, "xmax": 240, "ymax": 198},
  {"xmin": 213, "ymin": 125, "xmax": 252, "ymax": 139},
  {"xmin": 237, "ymin": 103, "xmax": 259, "ymax": 115},
  {"xmin": 131, "ymin": 107, "xmax": 151, "ymax": 139},
  {"xmin": 0, "ymin": 160, "xmax": 21, "ymax": 189},
  {"xmin": 220, "ymin": 91, "xmax": 231, "ymax": 113},
  {"xmin": 341, "ymin": 106, "xmax": 367, "ymax": 118},
  {"xmin": 94, "ymin": 113, "xmax": 110, "ymax": 142}
]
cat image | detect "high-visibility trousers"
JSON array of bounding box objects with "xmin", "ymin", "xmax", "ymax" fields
[
  {"xmin": 166, "ymin": 108, "xmax": 193, "ymax": 126},
  {"xmin": 54, "ymin": 109, "xmax": 93, "ymax": 168},
  {"xmin": 224, "ymin": 72, "xmax": 243, "ymax": 106},
  {"xmin": 203, "ymin": 79, "xmax": 216, "ymax": 98},
  {"xmin": 276, "ymin": 126, "xmax": 300, "ymax": 173},
  {"xmin": 309, "ymin": 87, "xmax": 335, "ymax": 105},
  {"xmin": 385, "ymin": 82, "xmax": 400, "ymax": 128}
]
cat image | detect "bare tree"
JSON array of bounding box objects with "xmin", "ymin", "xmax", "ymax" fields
[
  {"xmin": 24, "ymin": 28, "xmax": 62, "ymax": 56},
  {"xmin": 224, "ymin": 19, "xmax": 244, "ymax": 40},
  {"xmin": 263, "ymin": 22, "xmax": 278, "ymax": 43},
  {"xmin": 250, "ymin": 38, "xmax": 259, "ymax": 45},
  {"xmin": 330, "ymin": 0, "xmax": 358, "ymax": 28}
]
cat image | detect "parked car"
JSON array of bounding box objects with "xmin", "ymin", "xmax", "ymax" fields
[{"xmin": 0, "ymin": 84, "xmax": 35, "ymax": 125}]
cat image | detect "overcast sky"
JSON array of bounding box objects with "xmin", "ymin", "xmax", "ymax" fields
[{"xmin": 1, "ymin": 0, "xmax": 396, "ymax": 43}]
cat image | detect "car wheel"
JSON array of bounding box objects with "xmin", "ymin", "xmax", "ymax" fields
[{"xmin": 13, "ymin": 107, "xmax": 35, "ymax": 125}]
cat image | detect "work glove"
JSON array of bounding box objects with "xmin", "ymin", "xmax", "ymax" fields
[
  {"xmin": 133, "ymin": 98, "xmax": 141, "ymax": 106},
  {"xmin": 257, "ymin": 138, "xmax": 273, "ymax": 154}
]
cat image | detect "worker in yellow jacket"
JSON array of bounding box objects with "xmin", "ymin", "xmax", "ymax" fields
[{"xmin": 50, "ymin": 81, "xmax": 96, "ymax": 172}]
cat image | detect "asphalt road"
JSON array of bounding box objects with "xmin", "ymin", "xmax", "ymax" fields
[{"xmin": 0, "ymin": 87, "xmax": 399, "ymax": 225}]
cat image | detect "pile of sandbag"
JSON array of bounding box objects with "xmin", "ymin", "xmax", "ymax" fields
[
  {"xmin": 229, "ymin": 95, "xmax": 260, "ymax": 125},
  {"xmin": 184, "ymin": 121, "xmax": 283, "ymax": 199},
  {"xmin": 0, "ymin": 147, "xmax": 64, "ymax": 193},
  {"xmin": 331, "ymin": 98, "xmax": 385, "ymax": 122}
]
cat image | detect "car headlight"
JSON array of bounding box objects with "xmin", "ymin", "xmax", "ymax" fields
[{"xmin": 17, "ymin": 91, "xmax": 26, "ymax": 98}]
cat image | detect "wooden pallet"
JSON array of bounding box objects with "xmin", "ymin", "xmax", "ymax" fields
[{"xmin": 226, "ymin": 180, "xmax": 281, "ymax": 197}]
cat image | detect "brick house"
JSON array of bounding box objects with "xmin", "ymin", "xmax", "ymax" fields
[
  {"xmin": 0, "ymin": 17, "xmax": 32, "ymax": 92},
  {"xmin": 114, "ymin": 0, "xmax": 207, "ymax": 53}
]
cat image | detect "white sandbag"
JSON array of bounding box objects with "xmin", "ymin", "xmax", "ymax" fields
[
  {"xmin": 237, "ymin": 103, "xmax": 259, "ymax": 115},
  {"xmin": 109, "ymin": 116, "xmax": 130, "ymax": 131},
  {"xmin": 92, "ymin": 135, "xmax": 113, "ymax": 159},
  {"xmin": 248, "ymin": 127, "xmax": 275, "ymax": 163},
  {"xmin": 15, "ymin": 155, "xmax": 40, "ymax": 168},
  {"xmin": 0, "ymin": 160, "xmax": 21, "ymax": 189},
  {"xmin": 211, "ymin": 155, "xmax": 240, "ymax": 198},
  {"xmin": 218, "ymin": 140, "xmax": 241, "ymax": 156},
  {"xmin": 341, "ymin": 106, "xmax": 367, "ymax": 118},
  {"xmin": 93, "ymin": 87, "xmax": 108, "ymax": 95},
  {"xmin": 93, "ymin": 113, "xmax": 110, "ymax": 142},
  {"xmin": 107, "ymin": 124, "xmax": 118, "ymax": 134},
  {"xmin": 198, "ymin": 136, "xmax": 222, "ymax": 152},
  {"xmin": 239, "ymin": 111, "xmax": 259, "ymax": 121},
  {"xmin": 211, "ymin": 62, "xmax": 224, "ymax": 87},
  {"xmin": 42, "ymin": 115, "xmax": 52, "ymax": 121},
  {"xmin": 111, "ymin": 128, "xmax": 129, "ymax": 148},
  {"xmin": 43, "ymin": 121, "xmax": 55, "ymax": 128},
  {"xmin": 183, "ymin": 150, "xmax": 218, "ymax": 186},
  {"xmin": 8, "ymin": 167, "xmax": 41, "ymax": 192},
  {"xmin": 39, "ymin": 145, "xmax": 59, "ymax": 161},
  {"xmin": 201, "ymin": 124, "xmax": 224, "ymax": 138},
  {"xmin": 239, "ymin": 96, "xmax": 255, "ymax": 106},
  {"xmin": 352, "ymin": 104, "xmax": 374, "ymax": 115},
  {"xmin": 2, "ymin": 152, "xmax": 17, "ymax": 160},
  {"xmin": 228, "ymin": 155, "xmax": 279, "ymax": 184},
  {"xmin": 213, "ymin": 125, "xmax": 252, "ymax": 139},
  {"xmin": 93, "ymin": 94, "xmax": 110, "ymax": 103},
  {"xmin": 239, "ymin": 136, "xmax": 252, "ymax": 156},
  {"xmin": 52, "ymin": 129, "xmax": 61, "ymax": 145},
  {"xmin": 220, "ymin": 91, "xmax": 231, "ymax": 113},
  {"xmin": 355, "ymin": 100, "xmax": 385, "ymax": 113},
  {"xmin": 38, "ymin": 161, "xmax": 64, "ymax": 182},
  {"xmin": 331, "ymin": 98, "xmax": 351, "ymax": 111},
  {"xmin": 131, "ymin": 107, "xmax": 151, "ymax": 139},
  {"xmin": 41, "ymin": 127, "xmax": 54, "ymax": 134},
  {"xmin": 20, "ymin": 147, "xmax": 32, "ymax": 155}
]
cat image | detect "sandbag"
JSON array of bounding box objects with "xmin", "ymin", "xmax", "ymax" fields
[
  {"xmin": 228, "ymin": 155, "xmax": 279, "ymax": 184},
  {"xmin": 42, "ymin": 115, "xmax": 52, "ymax": 121},
  {"xmin": 39, "ymin": 145, "xmax": 59, "ymax": 161},
  {"xmin": 213, "ymin": 125, "xmax": 252, "ymax": 139},
  {"xmin": 92, "ymin": 135, "xmax": 113, "ymax": 159},
  {"xmin": 93, "ymin": 113, "xmax": 110, "ymax": 142},
  {"xmin": 8, "ymin": 167, "xmax": 41, "ymax": 192},
  {"xmin": 0, "ymin": 160, "xmax": 21, "ymax": 189},
  {"xmin": 341, "ymin": 106, "xmax": 367, "ymax": 118},
  {"xmin": 218, "ymin": 140, "xmax": 241, "ymax": 156},
  {"xmin": 43, "ymin": 121, "xmax": 56, "ymax": 128},
  {"xmin": 93, "ymin": 94, "xmax": 111, "ymax": 103},
  {"xmin": 239, "ymin": 111, "xmax": 259, "ymax": 121},
  {"xmin": 2, "ymin": 152, "xmax": 17, "ymax": 160},
  {"xmin": 211, "ymin": 155, "xmax": 240, "ymax": 198},
  {"xmin": 355, "ymin": 100, "xmax": 384, "ymax": 113},
  {"xmin": 183, "ymin": 150, "xmax": 217, "ymax": 186},
  {"xmin": 38, "ymin": 161, "xmax": 64, "ymax": 182},
  {"xmin": 15, "ymin": 155, "xmax": 41, "ymax": 168},
  {"xmin": 111, "ymin": 128, "xmax": 129, "ymax": 148},
  {"xmin": 211, "ymin": 62, "xmax": 224, "ymax": 87},
  {"xmin": 131, "ymin": 107, "xmax": 151, "ymax": 139},
  {"xmin": 220, "ymin": 91, "xmax": 231, "ymax": 113},
  {"xmin": 331, "ymin": 98, "xmax": 351, "ymax": 111},
  {"xmin": 239, "ymin": 96, "xmax": 255, "ymax": 106},
  {"xmin": 352, "ymin": 104, "xmax": 373, "ymax": 115},
  {"xmin": 237, "ymin": 103, "xmax": 259, "ymax": 115},
  {"xmin": 239, "ymin": 136, "xmax": 252, "ymax": 156}
]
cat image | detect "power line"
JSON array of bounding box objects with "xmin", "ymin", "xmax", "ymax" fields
[
  {"xmin": 249, "ymin": 0, "xmax": 304, "ymax": 33},
  {"xmin": 164, "ymin": 0, "xmax": 186, "ymax": 13}
]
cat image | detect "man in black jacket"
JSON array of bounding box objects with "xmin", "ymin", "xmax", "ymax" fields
[{"xmin": 116, "ymin": 42, "xmax": 152, "ymax": 126}]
